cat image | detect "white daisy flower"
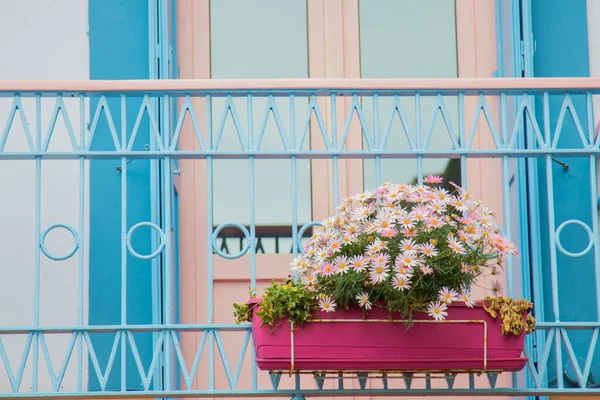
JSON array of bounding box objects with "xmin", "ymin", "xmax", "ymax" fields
[
  {"xmin": 316, "ymin": 248, "xmax": 329, "ymax": 262},
  {"xmin": 447, "ymin": 236, "xmax": 466, "ymax": 255},
  {"xmin": 427, "ymin": 301, "xmax": 448, "ymax": 321},
  {"xmin": 321, "ymin": 217, "xmax": 336, "ymax": 229},
  {"xmin": 399, "ymin": 214, "xmax": 415, "ymax": 229},
  {"xmin": 417, "ymin": 243, "xmax": 439, "ymax": 258},
  {"xmin": 439, "ymin": 286, "xmax": 458, "ymax": 304},
  {"xmin": 399, "ymin": 238, "xmax": 417, "ymax": 253},
  {"xmin": 392, "ymin": 275, "xmax": 411, "ymax": 291},
  {"xmin": 318, "ymin": 296, "xmax": 336, "ymax": 313},
  {"xmin": 355, "ymin": 292, "xmax": 372, "ymax": 310},
  {"xmin": 460, "ymin": 289, "xmax": 475, "ymax": 308},
  {"xmin": 366, "ymin": 238, "xmax": 387, "ymax": 254},
  {"xmin": 395, "ymin": 251, "xmax": 422, "ymax": 268},
  {"xmin": 369, "ymin": 264, "xmax": 390, "ymax": 284},
  {"xmin": 452, "ymin": 198, "xmax": 469, "ymax": 212},
  {"xmin": 350, "ymin": 255, "xmax": 369, "ymax": 272},
  {"xmin": 290, "ymin": 255, "xmax": 308, "ymax": 271},
  {"xmin": 301, "ymin": 273, "xmax": 317, "ymax": 287},
  {"xmin": 355, "ymin": 190, "xmax": 374, "ymax": 203},
  {"xmin": 334, "ymin": 255, "xmax": 350, "ymax": 275},
  {"xmin": 395, "ymin": 265, "xmax": 414, "ymax": 279}
]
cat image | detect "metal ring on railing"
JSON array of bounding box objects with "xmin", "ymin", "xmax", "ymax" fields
[
  {"xmin": 555, "ymin": 219, "xmax": 594, "ymax": 258},
  {"xmin": 212, "ymin": 223, "xmax": 251, "ymax": 259},
  {"xmin": 126, "ymin": 222, "xmax": 165, "ymax": 260},
  {"xmin": 40, "ymin": 224, "xmax": 80, "ymax": 261},
  {"xmin": 296, "ymin": 221, "xmax": 322, "ymax": 253}
]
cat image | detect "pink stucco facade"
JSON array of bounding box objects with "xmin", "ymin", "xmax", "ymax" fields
[{"xmin": 173, "ymin": 1, "xmax": 519, "ymax": 398}]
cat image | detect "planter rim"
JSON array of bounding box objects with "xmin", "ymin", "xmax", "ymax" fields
[{"xmin": 247, "ymin": 297, "xmax": 497, "ymax": 312}]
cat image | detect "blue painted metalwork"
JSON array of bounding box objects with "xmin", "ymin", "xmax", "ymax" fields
[
  {"xmin": 1, "ymin": 81, "xmax": 600, "ymax": 397},
  {"xmin": 529, "ymin": 0, "xmax": 600, "ymax": 391},
  {"xmin": 88, "ymin": 0, "xmax": 155, "ymax": 392}
]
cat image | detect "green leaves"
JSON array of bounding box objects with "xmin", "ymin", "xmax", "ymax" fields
[{"xmin": 250, "ymin": 281, "xmax": 318, "ymax": 330}]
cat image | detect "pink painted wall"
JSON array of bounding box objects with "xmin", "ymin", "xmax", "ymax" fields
[{"xmin": 175, "ymin": 0, "xmax": 512, "ymax": 398}]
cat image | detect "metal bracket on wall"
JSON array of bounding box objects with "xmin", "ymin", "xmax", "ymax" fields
[{"xmin": 116, "ymin": 144, "xmax": 150, "ymax": 172}]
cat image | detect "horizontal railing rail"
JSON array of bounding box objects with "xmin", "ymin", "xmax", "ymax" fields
[
  {"xmin": 1, "ymin": 79, "xmax": 600, "ymax": 398},
  {"xmin": 2, "ymin": 77, "xmax": 600, "ymax": 94}
]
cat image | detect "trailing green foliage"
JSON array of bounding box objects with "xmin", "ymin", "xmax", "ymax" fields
[{"xmin": 233, "ymin": 280, "xmax": 317, "ymax": 331}]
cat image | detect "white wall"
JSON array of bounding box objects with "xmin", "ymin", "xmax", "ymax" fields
[{"xmin": 0, "ymin": 0, "xmax": 89, "ymax": 393}]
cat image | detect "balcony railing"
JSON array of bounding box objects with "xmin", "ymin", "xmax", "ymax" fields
[{"xmin": 0, "ymin": 78, "xmax": 600, "ymax": 398}]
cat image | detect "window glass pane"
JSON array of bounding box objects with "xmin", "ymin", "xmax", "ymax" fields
[
  {"xmin": 210, "ymin": 0, "xmax": 311, "ymax": 254},
  {"xmin": 359, "ymin": 0, "xmax": 460, "ymax": 190}
]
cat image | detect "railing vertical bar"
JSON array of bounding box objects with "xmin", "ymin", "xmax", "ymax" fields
[
  {"xmin": 415, "ymin": 93, "xmax": 423, "ymax": 184},
  {"xmin": 206, "ymin": 93, "xmax": 215, "ymax": 390},
  {"xmin": 500, "ymin": 91, "xmax": 517, "ymax": 388},
  {"xmin": 77, "ymin": 93, "xmax": 86, "ymax": 392},
  {"xmin": 162, "ymin": 89, "xmax": 173, "ymax": 390},
  {"xmin": 248, "ymin": 94, "xmax": 256, "ymax": 290},
  {"xmin": 588, "ymin": 92, "xmax": 600, "ymax": 320},
  {"xmin": 458, "ymin": 93, "xmax": 467, "ymax": 188},
  {"xmin": 150, "ymin": 97, "xmax": 162, "ymax": 393},
  {"xmin": 163, "ymin": 154, "xmax": 173, "ymax": 391},
  {"xmin": 374, "ymin": 93, "xmax": 381, "ymax": 186},
  {"xmin": 291, "ymin": 94, "xmax": 299, "ymax": 263},
  {"xmin": 543, "ymin": 91, "xmax": 563, "ymax": 388},
  {"xmin": 32, "ymin": 93, "xmax": 42, "ymax": 392},
  {"xmin": 331, "ymin": 94, "xmax": 339, "ymax": 207},
  {"xmin": 524, "ymin": 91, "xmax": 547, "ymax": 392},
  {"xmin": 500, "ymin": 93, "xmax": 514, "ymax": 299},
  {"xmin": 120, "ymin": 94, "xmax": 128, "ymax": 391}
]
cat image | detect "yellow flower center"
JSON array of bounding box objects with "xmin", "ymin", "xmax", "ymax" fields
[
  {"xmin": 376, "ymin": 267, "xmax": 383, "ymax": 274},
  {"xmin": 381, "ymin": 221, "xmax": 388, "ymax": 228}
]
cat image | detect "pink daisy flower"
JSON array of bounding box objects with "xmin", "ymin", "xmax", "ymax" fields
[
  {"xmin": 419, "ymin": 265, "xmax": 434, "ymax": 275},
  {"xmin": 490, "ymin": 280, "xmax": 504, "ymax": 297},
  {"xmin": 424, "ymin": 175, "xmax": 443, "ymax": 184},
  {"xmin": 380, "ymin": 227, "xmax": 398, "ymax": 238},
  {"xmin": 321, "ymin": 263, "xmax": 336, "ymax": 277}
]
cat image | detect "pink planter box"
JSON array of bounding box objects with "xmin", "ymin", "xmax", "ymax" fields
[{"xmin": 249, "ymin": 299, "xmax": 528, "ymax": 372}]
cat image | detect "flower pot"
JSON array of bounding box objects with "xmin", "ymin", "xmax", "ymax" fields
[{"xmin": 249, "ymin": 299, "xmax": 528, "ymax": 372}]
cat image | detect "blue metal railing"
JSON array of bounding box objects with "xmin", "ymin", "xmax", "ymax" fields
[{"xmin": 0, "ymin": 78, "xmax": 600, "ymax": 397}]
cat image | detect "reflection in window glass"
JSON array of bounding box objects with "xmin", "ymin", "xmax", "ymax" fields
[
  {"xmin": 359, "ymin": 0, "xmax": 461, "ymax": 191},
  {"xmin": 210, "ymin": 0, "xmax": 311, "ymax": 254}
]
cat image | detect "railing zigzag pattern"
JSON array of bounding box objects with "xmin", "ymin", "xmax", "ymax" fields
[{"xmin": 1, "ymin": 79, "xmax": 600, "ymax": 397}]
